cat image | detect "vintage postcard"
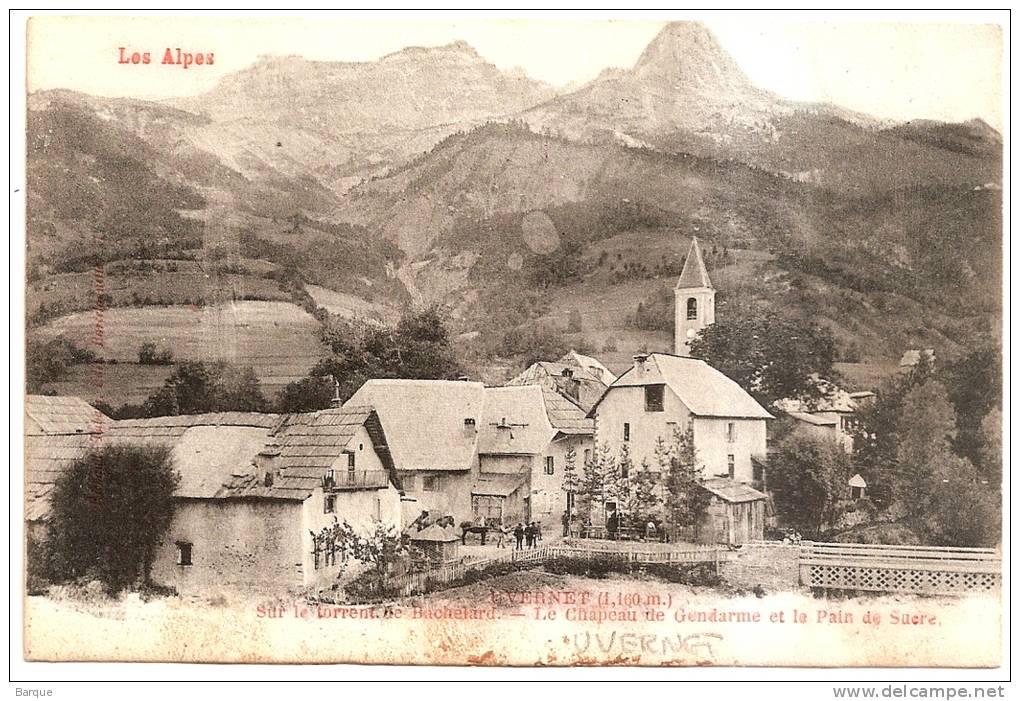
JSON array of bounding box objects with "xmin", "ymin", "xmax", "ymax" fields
[{"xmin": 17, "ymin": 12, "xmax": 1006, "ymax": 669}]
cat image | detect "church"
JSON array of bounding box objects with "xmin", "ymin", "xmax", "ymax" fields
[{"xmin": 588, "ymin": 238, "xmax": 772, "ymax": 485}]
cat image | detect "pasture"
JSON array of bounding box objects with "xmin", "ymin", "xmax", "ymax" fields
[{"xmin": 34, "ymin": 301, "xmax": 327, "ymax": 399}]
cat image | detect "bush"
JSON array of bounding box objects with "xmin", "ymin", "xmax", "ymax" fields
[{"xmin": 46, "ymin": 445, "xmax": 179, "ymax": 592}]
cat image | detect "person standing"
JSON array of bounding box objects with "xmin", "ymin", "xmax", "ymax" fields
[{"xmin": 514, "ymin": 522, "xmax": 525, "ymax": 551}]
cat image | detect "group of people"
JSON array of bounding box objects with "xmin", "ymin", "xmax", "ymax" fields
[{"xmin": 493, "ymin": 521, "xmax": 543, "ymax": 550}]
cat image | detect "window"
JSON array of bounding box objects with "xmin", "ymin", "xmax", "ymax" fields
[
  {"xmin": 726, "ymin": 422, "xmax": 736, "ymax": 443},
  {"xmin": 623, "ymin": 423, "xmax": 630, "ymax": 442},
  {"xmin": 176, "ymin": 541, "xmax": 192, "ymax": 567},
  {"xmin": 644, "ymin": 384, "xmax": 664, "ymax": 412},
  {"xmin": 324, "ymin": 495, "xmax": 336, "ymax": 514},
  {"xmin": 545, "ymin": 456, "xmax": 555, "ymax": 475},
  {"xmin": 464, "ymin": 418, "xmax": 476, "ymax": 437},
  {"xmin": 727, "ymin": 455, "xmax": 735, "ymax": 479},
  {"xmin": 423, "ymin": 475, "xmax": 442, "ymax": 492},
  {"xmin": 347, "ymin": 453, "xmax": 356, "ymax": 470},
  {"xmin": 583, "ymin": 448, "xmax": 592, "ymax": 465},
  {"xmin": 687, "ymin": 297, "xmax": 698, "ymax": 320}
]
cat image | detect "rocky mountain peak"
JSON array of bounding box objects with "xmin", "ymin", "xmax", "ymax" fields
[{"xmin": 631, "ymin": 21, "xmax": 755, "ymax": 97}]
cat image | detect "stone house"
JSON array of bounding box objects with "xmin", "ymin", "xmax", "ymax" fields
[
  {"xmin": 477, "ymin": 384, "xmax": 594, "ymax": 528},
  {"xmin": 345, "ymin": 379, "xmax": 487, "ymax": 526},
  {"xmin": 106, "ymin": 408, "xmax": 402, "ymax": 593},
  {"xmin": 506, "ymin": 357, "xmax": 610, "ymax": 413},
  {"xmin": 588, "ymin": 353, "xmax": 772, "ymax": 483}
]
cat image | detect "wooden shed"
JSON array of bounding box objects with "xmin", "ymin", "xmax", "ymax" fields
[
  {"xmin": 410, "ymin": 524, "xmax": 461, "ymax": 564},
  {"xmin": 698, "ymin": 478, "xmax": 768, "ymax": 545}
]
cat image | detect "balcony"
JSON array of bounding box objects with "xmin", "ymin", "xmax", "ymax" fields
[{"xmin": 322, "ymin": 470, "xmax": 390, "ymax": 491}]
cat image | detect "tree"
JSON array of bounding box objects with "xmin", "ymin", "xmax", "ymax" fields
[
  {"xmin": 561, "ymin": 446, "xmax": 580, "ymax": 516},
  {"xmin": 623, "ymin": 461, "xmax": 661, "ymax": 528},
  {"xmin": 976, "ymin": 409, "xmax": 1002, "ymax": 488},
  {"xmin": 769, "ymin": 432, "xmax": 852, "ymax": 537},
  {"xmin": 46, "ymin": 445, "xmax": 179, "ymax": 591},
  {"xmin": 138, "ymin": 341, "xmax": 173, "ymax": 365},
  {"xmin": 309, "ymin": 306, "xmax": 464, "ymax": 404},
  {"xmin": 895, "ymin": 379, "xmax": 958, "ymax": 516},
  {"xmin": 688, "ymin": 310, "xmax": 837, "ymax": 409},
  {"xmin": 276, "ymin": 375, "xmax": 336, "ymax": 413},
  {"xmin": 926, "ymin": 454, "xmax": 1000, "ymax": 547},
  {"xmin": 141, "ymin": 361, "xmax": 270, "ymax": 416},
  {"xmin": 578, "ymin": 444, "xmax": 614, "ymax": 522},
  {"xmin": 26, "ymin": 336, "xmax": 96, "ymax": 392},
  {"xmin": 943, "ymin": 345, "xmax": 1001, "ymax": 466},
  {"xmin": 656, "ymin": 426, "xmax": 711, "ymax": 538}
]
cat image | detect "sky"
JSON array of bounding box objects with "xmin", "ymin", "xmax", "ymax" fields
[{"xmin": 26, "ymin": 15, "xmax": 1004, "ymax": 130}]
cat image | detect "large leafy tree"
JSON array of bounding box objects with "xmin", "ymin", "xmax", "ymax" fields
[
  {"xmin": 895, "ymin": 379, "xmax": 959, "ymax": 515},
  {"xmin": 769, "ymin": 432, "xmax": 852, "ymax": 537},
  {"xmin": 46, "ymin": 445, "xmax": 179, "ymax": 591},
  {"xmin": 290, "ymin": 305, "xmax": 464, "ymax": 411},
  {"xmin": 141, "ymin": 361, "xmax": 269, "ymax": 416},
  {"xmin": 688, "ymin": 310, "xmax": 837, "ymax": 409}
]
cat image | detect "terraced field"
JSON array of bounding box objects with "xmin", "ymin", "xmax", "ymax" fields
[{"xmin": 34, "ymin": 301, "xmax": 327, "ymax": 400}]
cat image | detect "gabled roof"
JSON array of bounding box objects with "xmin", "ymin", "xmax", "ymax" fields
[
  {"xmin": 506, "ymin": 361, "xmax": 607, "ymax": 413},
  {"xmin": 542, "ymin": 389, "xmax": 595, "ymax": 436},
  {"xmin": 479, "ymin": 386, "xmax": 593, "ymax": 456},
  {"xmin": 479, "ymin": 385, "xmax": 553, "ymax": 455},
  {"xmin": 346, "ymin": 379, "xmax": 485, "ymax": 471},
  {"xmin": 788, "ymin": 411, "xmax": 838, "ymax": 427},
  {"xmin": 108, "ymin": 412, "xmax": 282, "ymax": 444},
  {"xmin": 222, "ymin": 405, "xmax": 395, "ymax": 500},
  {"xmin": 700, "ymin": 478, "xmax": 767, "ymax": 503},
  {"xmin": 25, "ymin": 394, "xmax": 110, "ymax": 435},
  {"xmin": 675, "ymin": 237, "xmax": 713, "ymax": 290},
  {"xmin": 595, "ymin": 354, "xmax": 772, "ymax": 420},
  {"xmin": 560, "ymin": 350, "xmax": 617, "ymax": 384}
]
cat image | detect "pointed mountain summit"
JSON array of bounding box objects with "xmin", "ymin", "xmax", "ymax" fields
[
  {"xmin": 675, "ymin": 237, "xmax": 713, "ymax": 290},
  {"xmin": 632, "ymin": 21, "xmax": 756, "ymax": 97}
]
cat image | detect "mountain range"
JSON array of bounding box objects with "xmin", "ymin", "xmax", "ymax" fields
[{"xmin": 26, "ymin": 21, "xmax": 1002, "ymax": 397}]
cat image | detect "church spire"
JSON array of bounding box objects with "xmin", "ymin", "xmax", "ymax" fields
[
  {"xmin": 674, "ymin": 236, "xmax": 716, "ymax": 356},
  {"xmin": 675, "ymin": 236, "xmax": 713, "ymax": 290}
]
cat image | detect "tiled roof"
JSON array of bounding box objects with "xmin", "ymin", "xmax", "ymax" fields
[
  {"xmin": 222, "ymin": 405, "xmax": 396, "ymax": 501},
  {"xmin": 600, "ymin": 354, "xmax": 772, "ymax": 419},
  {"xmin": 346, "ymin": 379, "xmax": 485, "ymax": 471},
  {"xmin": 559, "ymin": 350, "xmax": 617, "ymax": 384},
  {"xmin": 25, "ymin": 394, "xmax": 109, "ymax": 435},
  {"xmin": 675, "ymin": 237, "xmax": 713, "ymax": 290},
  {"xmin": 541, "ymin": 389, "xmax": 594, "ymax": 435},
  {"xmin": 699, "ymin": 478, "xmax": 767, "ymax": 503},
  {"xmin": 25, "ymin": 432, "xmax": 104, "ymax": 521},
  {"xmin": 506, "ymin": 361, "xmax": 607, "ymax": 413}
]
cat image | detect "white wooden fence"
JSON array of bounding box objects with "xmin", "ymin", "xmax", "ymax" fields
[
  {"xmin": 798, "ymin": 541, "xmax": 1001, "ymax": 596},
  {"xmin": 391, "ymin": 544, "xmax": 723, "ymax": 597}
]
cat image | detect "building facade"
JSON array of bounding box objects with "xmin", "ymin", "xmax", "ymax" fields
[{"xmin": 589, "ymin": 353, "xmax": 771, "ymax": 483}]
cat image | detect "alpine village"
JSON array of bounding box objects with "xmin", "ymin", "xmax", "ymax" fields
[{"xmin": 25, "ymin": 22, "xmax": 1002, "ymax": 606}]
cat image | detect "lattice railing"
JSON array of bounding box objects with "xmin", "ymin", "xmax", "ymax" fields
[{"xmin": 799, "ymin": 541, "xmax": 1000, "ymax": 596}]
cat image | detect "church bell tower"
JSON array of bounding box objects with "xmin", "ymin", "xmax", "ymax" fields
[{"xmin": 674, "ymin": 237, "xmax": 715, "ymax": 356}]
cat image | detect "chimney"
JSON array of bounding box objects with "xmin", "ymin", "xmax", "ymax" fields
[
  {"xmin": 633, "ymin": 353, "xmax": 650, "ymax": 369},
  {"xmin": 561, "ymin": 367, "xmax": 574, "ymax": 379},
  {"xmin": 330, "ymin": 375, "xmax": 342, "ymax": 408},
  {"xmin": 456, "ymin": 375, "xmax": 471, "ymax": 382}
]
